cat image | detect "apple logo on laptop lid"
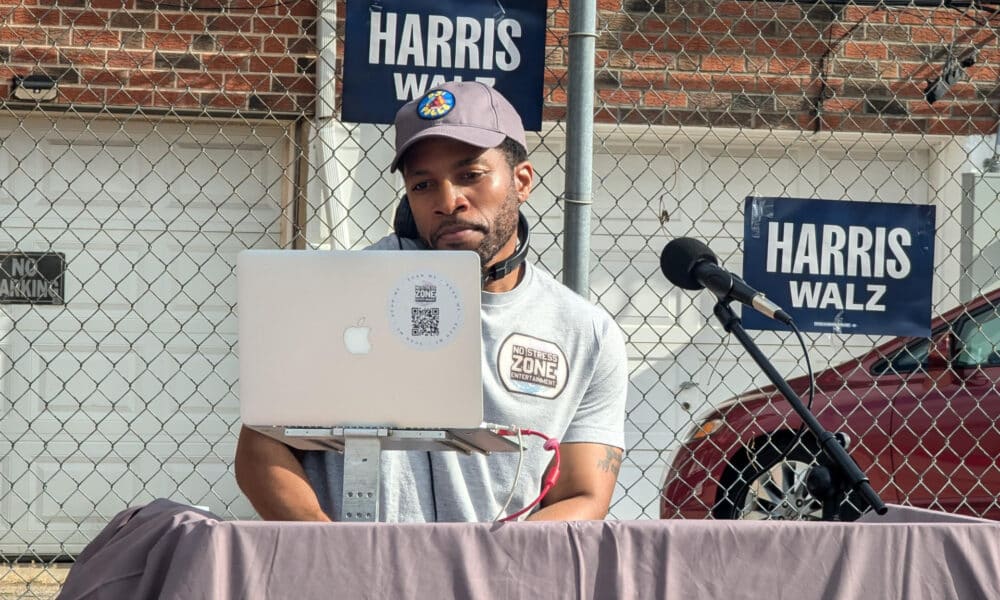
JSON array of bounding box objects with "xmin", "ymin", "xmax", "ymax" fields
[{"xmin": 343, "ymin": 318, "xmax": 372, "ymax": 355}]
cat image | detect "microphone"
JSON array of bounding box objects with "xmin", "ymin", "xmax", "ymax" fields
[{"xmin": 660, "ymin": 237, "xmax": 793, "ymax": 325}]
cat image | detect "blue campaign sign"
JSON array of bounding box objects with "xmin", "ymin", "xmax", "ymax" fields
[
  {"xmin": 342, "ymin": 0, "xmax": 546, "ymax": 129},
  {"xmin": 742, "ymin": 197, "xmax": 936, "ymax": 336}
]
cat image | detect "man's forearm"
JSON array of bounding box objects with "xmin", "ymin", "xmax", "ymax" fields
[
  {"xmin": 235, "ymin": 427, "xmax": 332, "ymax": 522},
  {"xmin": 523, "ymin": 443, "xmax": 619, "ymax": 522},
  {"xmin": 524, "ymin": 494, "xmax": 608, "ymax": 521}
]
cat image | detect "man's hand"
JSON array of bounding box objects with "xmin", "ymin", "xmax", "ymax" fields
[
  {"xmin": 234, "ymin": 426, "xmax": 333, "ymax": 522},
  {"xmin": 525, "ymin": 442, "xmax": 622, "ymax": 521}
]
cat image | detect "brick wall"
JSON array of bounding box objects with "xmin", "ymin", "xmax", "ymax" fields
[
  {"xmin": 0, "ymin": 0, "xmax": 318, "ymax": 115},
  {"xmin": 1, "ymin": 0, "xmax": 997, "ymax": 135},
  {"xmin": 573, "ymin": 0, "xmax": 1000, "ymax": 135}
]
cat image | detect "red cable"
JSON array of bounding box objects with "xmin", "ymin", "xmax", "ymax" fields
[{"xmin": 496, "ymin": 428, "xmax": 561, "ymax": 522}]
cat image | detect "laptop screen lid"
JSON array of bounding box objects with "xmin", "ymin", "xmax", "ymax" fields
[{"xmin": 237, "ymin": 249, "xmax": 484, "ymax": 430}]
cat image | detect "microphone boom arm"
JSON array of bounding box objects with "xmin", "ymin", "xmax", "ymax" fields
[{"xmin": 711, "ymin": 300, "xmax": 887, "ymax": 519}]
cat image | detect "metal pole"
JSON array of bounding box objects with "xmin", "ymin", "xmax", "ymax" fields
[
  {"xmin": 562, "ymin": 0, "xmax": 597, "ymax": 296},
  {"xmin": 315, "ymin": 0, "xmax": 336, "ymax": 122},
  {"xmin": 315, "ymin": 0, "xmax": 352, "ymax": 248}
]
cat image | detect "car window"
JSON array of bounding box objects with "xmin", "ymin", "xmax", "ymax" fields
[
  {"xmin": 955, "ymin": 307, "xmax": 1000, "ymax": 368},
  {"xmin": 875, "ymin": 339, "xmax": 931, "ymax": 375},
  {"xmin": 872, "ymin": 303, "xmax": 1000, "ymax": 375}
]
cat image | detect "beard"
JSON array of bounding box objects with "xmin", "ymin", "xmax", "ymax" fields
[
  {"xmin": 428, "ymin": 184, "xmax": 521, "ymax": 270},
  {"xmin": 474, "ymin": 186, "xmax": 520, "ymax": 269}
]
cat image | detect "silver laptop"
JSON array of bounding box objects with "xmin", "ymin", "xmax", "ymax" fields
[{"xmin": 237, "ymin": 249, "xmax": 486, "ymax": 440}]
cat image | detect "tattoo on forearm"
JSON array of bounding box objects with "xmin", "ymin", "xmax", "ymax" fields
[{"xmin": 597, "ymin": 448, "xmax": 623, "ymax": 476}]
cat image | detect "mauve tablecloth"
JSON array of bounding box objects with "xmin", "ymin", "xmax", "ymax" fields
[{"xmin": 57, "ymin": 499, "xmax": 1000, "ymax": 600}]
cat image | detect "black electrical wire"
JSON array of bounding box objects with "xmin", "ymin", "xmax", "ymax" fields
[
  {"xmin": 789, "ymin": 321, "xmax": 816, "ymax": 446},
  {"xmin": 731, "ymin": 323, "xmax": 816, "ymax": 519}
]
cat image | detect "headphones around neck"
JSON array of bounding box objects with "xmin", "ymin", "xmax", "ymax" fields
[{"xmin": 392, "ymin": 194, "xmax": 530, "ymax": 286}]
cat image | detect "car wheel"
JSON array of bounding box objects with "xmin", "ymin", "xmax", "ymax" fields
[{"xmin": 715, "ymin": 437, "xmax": 824, "ymax": 520}]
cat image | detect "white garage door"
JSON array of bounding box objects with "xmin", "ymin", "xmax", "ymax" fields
[{"xmin": 0, "ymin": 116, "xmax": 285, "ymax": 553}]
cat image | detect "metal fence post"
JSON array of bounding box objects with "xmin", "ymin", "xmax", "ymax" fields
[{"xmin": 562, "ymin": 0, "xmax": 598, "ymax": 296}]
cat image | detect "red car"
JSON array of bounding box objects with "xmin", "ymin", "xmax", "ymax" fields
[{"xmin": 661, "ymin": 288, "xmax": 1000, "ymax": 521}]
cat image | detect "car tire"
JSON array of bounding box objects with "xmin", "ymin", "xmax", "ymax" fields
[{"xmin": 713, "ymin": 435, "xmax": 863, "ymax": 521}]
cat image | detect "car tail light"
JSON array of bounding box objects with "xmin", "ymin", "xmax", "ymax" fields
[{"xmin": 692, "ymin": 418, "xmax": 723, "ymax": 440}]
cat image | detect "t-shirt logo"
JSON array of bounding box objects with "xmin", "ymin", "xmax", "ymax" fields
[{"xmin": 497, "ymin": 333, "xmax": 568, "ymax": 399}]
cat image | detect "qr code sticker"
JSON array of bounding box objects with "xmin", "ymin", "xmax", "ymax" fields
[{"xmin": 411, "ymin": 307, "xmax": 440, "ymax": 336}]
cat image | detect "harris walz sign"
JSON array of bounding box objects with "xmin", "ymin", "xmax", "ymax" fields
[
  {"xmin": 742, "ymin": 197, "xmax": 935, "ymax": 337},
  {"xmin": 0, "ymin": 252, "xmax": 66, "ymax": 305},
  {"xmin": 341, "ymin": 0, "xmax": 546, "ymax": 128}
]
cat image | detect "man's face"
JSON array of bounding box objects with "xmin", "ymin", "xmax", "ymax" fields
[{"xmin": 401, "ymin": 137, "xmax": 532, "ymax": 269}]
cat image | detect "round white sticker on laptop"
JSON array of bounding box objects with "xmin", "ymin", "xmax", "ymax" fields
[{"xmin": 388, "ymin": 272, "xmax": 464, "ymax": 349}]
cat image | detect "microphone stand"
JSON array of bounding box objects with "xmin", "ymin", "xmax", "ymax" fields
[{"xmin": 711, "ymin": 300, "xmax": 887, "ymax": 520}]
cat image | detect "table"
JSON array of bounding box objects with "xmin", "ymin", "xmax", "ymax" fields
[{"xmin": 57, "ymin": 499, "xmax": 1000, "ymax": 599}]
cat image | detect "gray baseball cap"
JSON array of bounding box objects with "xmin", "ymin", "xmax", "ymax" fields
[{"xmin": 390, "ymin": 81, "xmax": 527, "ymax": 173}]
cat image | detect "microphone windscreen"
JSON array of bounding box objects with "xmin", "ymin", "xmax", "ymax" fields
[{"xmin": 660, "ymin": 237, "xmax": 718, "ymax": 291}]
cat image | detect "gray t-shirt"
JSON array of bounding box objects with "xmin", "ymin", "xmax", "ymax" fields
[{"xmin": 298, "ymin": 234, "xmax": 628, "ymax": 522}]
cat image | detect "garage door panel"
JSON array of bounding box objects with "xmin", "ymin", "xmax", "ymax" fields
[
  {"xmin": 3, "ymin": 353, "xmax": 240, "ymax": 551},
  {"xmin": 0, "ymin": 117, "xmax": 283, "ymax": 553},
  {"xmin": 694, "ymin": 156, "xmax": 806, "ymax": 222},
  {"xmin": 145, "ymin": 350, "xmax": 239, "ymax": 421},
  {"xmin": 40, "ymin": 139, "xmax": 141, "ymax": 206},
  {"xmin": 142, "ymin": 141, "xmax": 283, "ymax": 234},
  {"xmin": 34, "ymin": 454, "xmax": 142, "ymax": 525},
  {"xmin": 159, "ymin": 452, "xmax": 239, "ymax": 510},
  {"xmin": 810, "ymin": 151, "xmax": 929, "ymax": 204},
  {"xmin": 593, "ymin": 153, "xmax": 677, "ymax": 239},
  {"xmin": 1, "ymin": 125, "xmax": 283, "ymax": 234},
  {"xmin": 26, "ymin": 444, "xmax": 193, "ymax": 554},
  {"xmin": 0, "ymin": 229, "xmax": 264, "ymax": 331},
  {"xmin": 30, "ymin": 341, "xmax": 142, "ymax": 416},
  {"xmin": 1, "ymin": 443, "xmax": 148, "ymax": 550},
  {"xmin": 8, "ymin": 325, "xmax": 234, "ymax": 416},
  {"xmin": 591, "ymin": 258, "xmax": 667, "ymax": 322}
]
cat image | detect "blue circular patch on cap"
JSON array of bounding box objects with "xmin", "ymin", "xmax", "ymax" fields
[{"xmin": 417, "ymin": 90, "xmax": 455, "ymax": 120}]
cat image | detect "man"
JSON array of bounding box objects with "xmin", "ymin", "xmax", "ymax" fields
[{"xmin": 235, "ymin": 81, "xmax": 628, "ymax": 522}]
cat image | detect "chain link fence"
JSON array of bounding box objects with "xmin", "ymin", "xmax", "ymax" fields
[{"xmin": 2, "ymin": 0, "xmax": 1000, "ymax": 595}]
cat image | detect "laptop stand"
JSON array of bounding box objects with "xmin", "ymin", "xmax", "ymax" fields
[{"xmin": 253, "ymin": 425, "xmax": 521, "ymax": 522}]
